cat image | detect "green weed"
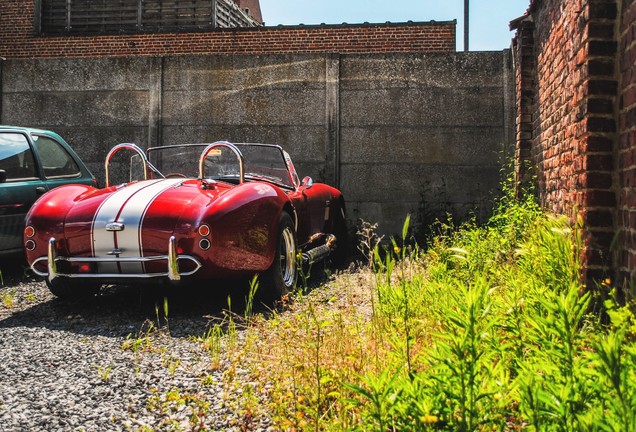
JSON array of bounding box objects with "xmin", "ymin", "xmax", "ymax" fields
[
  {"xmin": 96, "ymin": 364, "xmax": 112, "ymax": 382},
  {"xmin": 197, "ymin": 325, "xmax": 224, "ymax": 370},
  {"xmin": 1, "ymin": 289, "xmax": 15, "ymax": 308},
  {"xmin": 121, "ymin": 320, "xmax": 159, "ymax": 354},
  {"xmin": 146, "ymin": 388, "xmax": 211, "ymax": 430},
  {"xmin": 211, "ymin": 182, "xmax": 636, "ymax": 431}
]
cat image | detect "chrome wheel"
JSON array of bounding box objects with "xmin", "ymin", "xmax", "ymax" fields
[
  {"xmin": 261, "ymin": 212, "xmax": 297, "ymax": 300},
  {"xmin": 280, "ymin": 225, "xmax": 297, "ymax": 287}
]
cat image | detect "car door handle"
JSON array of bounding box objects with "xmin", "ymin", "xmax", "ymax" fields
[{"xmin": 35, "ymin": 187, "xmax": 47, "ymax": 195}]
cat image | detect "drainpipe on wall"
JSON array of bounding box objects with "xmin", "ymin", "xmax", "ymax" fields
[
  {"xmin": 212, "ymin": 0, "xmax": 217, "ymax": 27},
  {"xmin": 464, "ymin": 0, "xmax": 469, "ymax": 51},
  {"xmin": 148, "ymin": 57, "xmax": 164, "ymax": 148},
  {"xmin": 34, "ymin": 0, "xmax": 42, "ymax": 34},
  {"xmin": 326, "ymin": 53, "xmax": 341, "ymax": 189}
]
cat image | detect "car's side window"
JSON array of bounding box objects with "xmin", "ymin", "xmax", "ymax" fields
[
  {"xmin": 0, "ymin": 132, "xmax": 38, "ymax": 181},
  {"xmin": 32, "ymin": 135, "xmax": 81, "ymax": 178}
]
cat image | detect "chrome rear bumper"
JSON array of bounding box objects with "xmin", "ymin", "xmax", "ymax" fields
[{"xmin": 32, "ymin": 236, "xmax": 202, "ymax": 282}]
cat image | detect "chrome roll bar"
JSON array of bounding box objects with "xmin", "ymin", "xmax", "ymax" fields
[
  {"xmin": 104, "ymin": 143, "xmax": 164, "ymax": 187},
  {"xmin": 198, "ymin": 141, "xmax": 245, "ymax": 184},
  {"xmin": 105, "ymin": 143, "xmax": 147, "ymax": 187}
]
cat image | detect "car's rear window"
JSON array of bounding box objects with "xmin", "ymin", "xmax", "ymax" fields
[{"xmin": 32, "ymin": 135, "xmax": 81, "ymax": 179}]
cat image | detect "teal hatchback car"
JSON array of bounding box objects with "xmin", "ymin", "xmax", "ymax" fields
[{"xmin": 0, "ymin": 126, "xmax": 96, "ymax": 257}]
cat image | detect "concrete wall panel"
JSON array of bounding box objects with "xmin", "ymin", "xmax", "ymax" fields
[
  {"xmin": 163, "ymin": 88, "xmax": 325, "ymax": 126},
  {"xmin": 340, "ymin": 164, "xmax": 499, "ymax": 204},
  {"xmin": 2, "ymin": 92, "xmax": 149, "ymax": 127},
  {"xmin": 1, "ymin": 51, "xmax": 513, "ymax": 235},
  {"xmin": 164, "ymin": 55, "xmax": 327, "ymax": 91},
  {"xmin": 341, "ymin": 87, "xmax": 503, "ymax": 127},
  {"xmin": 341, "ymin": 126, "xmax": 504, "ymax": 165},
  {"xmin": 340, "ymin": 53, "xmax": 506, "ymax": 90},
  {"xmin": 2, "ymin": 58, "xmax": 154, "ymax": 92}
]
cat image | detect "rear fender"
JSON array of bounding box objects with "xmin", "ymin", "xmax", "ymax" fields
[
  {"xmin": 195, "ymin": 182, "xmax": 294, "ymax": 273},
  {"xmin": 24, "ymin": 184, "xmax": 99, "ymax": 266}
]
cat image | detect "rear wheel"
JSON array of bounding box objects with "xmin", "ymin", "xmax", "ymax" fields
[
  {"xmin": 331, "ymin": 203, "xmax": 349, "ymax": 266},
  {"xmin": 261, "ymin": 212, "xmax": 297, "ymax": 300},
  {"xmin": 46, "ymin": 278, "xmax": 100, "ymax": 300}
]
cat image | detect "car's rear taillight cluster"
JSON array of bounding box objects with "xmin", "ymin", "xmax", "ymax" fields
[
  {"xmin": 24, "ymin": 226, "xmax": 36, "ymax": 251},
  {"xmin": 198, "ymin": 224, "xmax": 211, "ymax": 250}
]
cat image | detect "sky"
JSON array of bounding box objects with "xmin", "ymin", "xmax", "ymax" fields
[{"xmin": 261, "ymin": 0, "xmax": 530, "ymax": 51}]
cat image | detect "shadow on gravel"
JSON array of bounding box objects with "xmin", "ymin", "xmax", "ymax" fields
[
  {"xmin": 0, "ymin": 281, "xmax": 257, "ymax": 338},
  {"xmin": 0, "ymin": 256, "xmax": 335, "ymax": 339}
]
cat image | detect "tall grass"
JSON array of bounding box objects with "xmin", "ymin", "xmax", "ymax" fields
[{"xmin": 236, "ymin": 190, "xmax": 636, "ymax": 430}]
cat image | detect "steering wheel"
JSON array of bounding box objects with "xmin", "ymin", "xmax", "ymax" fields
[{"xmin": 165, "ymin": 173, "xmax": 187, "ymax": 178}]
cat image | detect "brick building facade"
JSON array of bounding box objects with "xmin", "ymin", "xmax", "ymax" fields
[
  {"xmin": 234, "ymin": 0, "xmax": 263, "ymax": 24},
  {"xmin": 0, "ymin": 0, "xmax": 455, "ymax": 59},
  {"xmin": 511, "ymin": 0, "xmax": 636, "ymax": 292}
]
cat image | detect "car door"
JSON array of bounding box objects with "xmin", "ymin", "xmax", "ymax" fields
[
  {"xmin": 281, "ymin": 151, "xmax": 333, "ymax": 245},
  {"xmin": 0, "ymin": 132, "xmax": 49, "ymax": 254},
  {"xmin": 291, "ymin": 180, "xmax": 333, "ymax": 246}
]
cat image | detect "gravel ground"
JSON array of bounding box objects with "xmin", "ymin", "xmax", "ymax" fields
[{"xmin": 0, "ymin": 258, "xmax": 275, "ymax": 431}]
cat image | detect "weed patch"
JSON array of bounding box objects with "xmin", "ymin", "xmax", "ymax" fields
[{"xmin": 230, "ymin": 190, "xmax": 636, "ymax": 430}]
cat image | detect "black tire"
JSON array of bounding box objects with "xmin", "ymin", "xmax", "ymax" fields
[
  {"xmin": 46, "ymin": 278, "xmax": 100, "ymax": 300},
  {"xmin": 331, "ymin": 204, "xmax": 349, "ymax": 266},
  {"xmin": 260, "ymin": 212, "xmax": 297, "ymax": 300}
]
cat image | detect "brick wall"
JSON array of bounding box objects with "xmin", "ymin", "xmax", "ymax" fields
[
  {"xmin": 512, "ymin": 0, "xmax": 619, "ymax": 284},
  {"xmin": 234, "ymin": 0, "xmax": 263, "ymax": 24},
  {"xmin": 617, "ymin": 0, "xmax": 636, "ymax": 285},
  {"xmin": 0, "ymin": 0, "xmax": 455, "ymax": 59}
]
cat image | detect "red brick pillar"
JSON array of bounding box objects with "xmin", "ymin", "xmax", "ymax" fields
[
  {"xmin": 512, "ymin": 18, "xmax": 536, "ymax": 196},
  {"xmin": 511, "ymin": 0, "xmax": 619, "ymax": 286},
  {"xmin": 617, "ymin": 0, "xmax": 636, "ymax": 289},
  {"xmin": 580, "ymin": 0, "xmax": 618, "ymax": 282}
]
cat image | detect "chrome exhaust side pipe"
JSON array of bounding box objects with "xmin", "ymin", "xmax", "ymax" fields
[{"xmin": 302, "ymin": 234, "xmax": 336, "ymax": 265}]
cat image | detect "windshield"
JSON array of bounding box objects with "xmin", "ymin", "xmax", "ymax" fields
[{"xmin": 146, "ymin": 143, "xmax": 297, "ymax": 189}]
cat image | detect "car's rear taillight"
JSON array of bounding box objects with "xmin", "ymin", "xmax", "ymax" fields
[
  {"xmin": 24, "ymin": 226, "xmax": 36, "ymax": 237},
  {"xmin": 198, "ymin": 224, "xmax": 211, "ymax": 236},
  {"xmin": 199, "ymin": 239, "xmax": 211, "ymax": 250},
  {"xmin": 197, "ymin": 224, "xmax": 211, "ymax": 250}
]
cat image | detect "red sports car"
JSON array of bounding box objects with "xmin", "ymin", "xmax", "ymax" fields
[{"xmin": 24, "ymin": 142, "xmax": 347, "ymax": 299}]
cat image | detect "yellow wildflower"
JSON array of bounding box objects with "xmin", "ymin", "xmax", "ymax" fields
[{"xmin": 420, "ymin": 415, "xmax": 439, "ymax": 424}]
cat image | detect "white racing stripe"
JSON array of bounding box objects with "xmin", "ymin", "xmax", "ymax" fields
[{"xmin": 91, "ymin": 179, "xmax": 183, "ymax": 274}]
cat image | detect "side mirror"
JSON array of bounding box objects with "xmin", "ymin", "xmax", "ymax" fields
[
  {"xmin": 0, "ymin": 169, "xmax": 6, "ymax": 183},
  {"xmin": 301, "ymin": 176, "xmax": 313, "ymax": 190}
]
